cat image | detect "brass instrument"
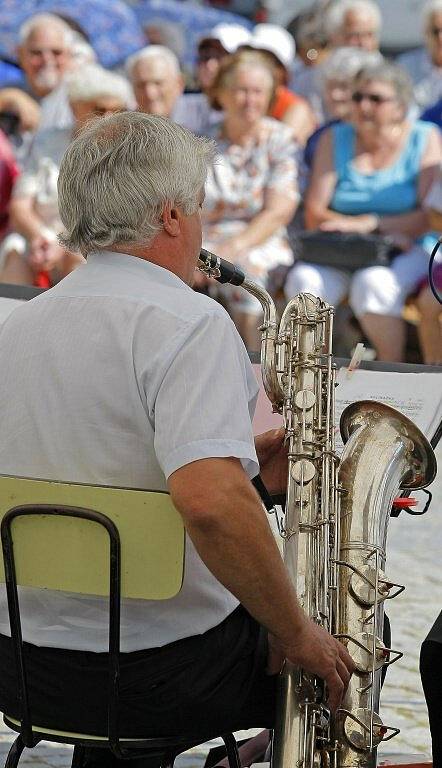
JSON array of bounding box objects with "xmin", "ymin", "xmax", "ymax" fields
[{"xmin": 197, "ymin": 249, "xmax": 437, "ymax": 768}]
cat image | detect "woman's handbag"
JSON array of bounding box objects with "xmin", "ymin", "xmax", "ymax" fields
[{"xmin": 291, "ymin": 231, "xmax": 399, "ymax": 273}]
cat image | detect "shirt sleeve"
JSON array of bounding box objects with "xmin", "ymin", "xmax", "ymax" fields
[{"xmin": 152, "ymin": 309, "xmax": 260, "ymax": 480}]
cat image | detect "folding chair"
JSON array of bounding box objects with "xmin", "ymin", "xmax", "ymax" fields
[{"xmin": 0, "ymin": 474, "xmax": 241, "ymax": 768}]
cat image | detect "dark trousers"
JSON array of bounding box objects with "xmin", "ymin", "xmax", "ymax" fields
[
  {"xmin": 0, "ymin": 606, "xmax": 277, "ymax": 765},
  {"xmin": 420, "ymin": 610, "xmax": 442, "ymax": 768}
]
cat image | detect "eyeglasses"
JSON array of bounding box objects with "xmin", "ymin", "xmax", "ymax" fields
[
  {"xmin": 351, "ymin": 91, "xmax": 395, "ymax": 105},
  {"xmin": 430, "ymin": 26, "xmax": 442, "ymax": 36}
]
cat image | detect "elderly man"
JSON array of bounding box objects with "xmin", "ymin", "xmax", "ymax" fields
[
  {"xmin": 17, "ymin": 13, "xmax": 74, "ymax": 102},
  {"xmin": 397, "ymin": 0, "xmax": 442, "ymax": 110},
  {"xmin": 325, "ymin": 0, "xmax": 381, "ymax": 51},
  {"xmin": 126, "ymin": 45, "xmax": 213, "ymax": 134},
  {"xmin": 292, "ymin": 0, "xmax": 381, "ymax": 121},
  {"xmin": 0, "ymin": 112, "xmax": 353, "ymax": 767},
  {"xmin": 0, "ymin": 14, "xmax": 75, "ymax": 156}
]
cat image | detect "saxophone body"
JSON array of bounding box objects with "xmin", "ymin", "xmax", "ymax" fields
[{"xmin": 197, "ymin": 249, "xmax": 437, "ymax": 768}]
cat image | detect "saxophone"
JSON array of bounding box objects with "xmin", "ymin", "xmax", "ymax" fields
[{"xmin": 197, "ymin": 249, "xmax": 437, "ymax": 768}]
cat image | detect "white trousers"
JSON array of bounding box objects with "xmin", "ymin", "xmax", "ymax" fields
[{"xmin": 284, "ymin": 246, "xmax": 429, "ymax": 318}]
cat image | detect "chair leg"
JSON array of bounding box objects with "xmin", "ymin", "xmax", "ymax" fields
[
  {"xmin": 4, "ymin": 735, "xmax": 25, "ymax": 768},
  {"xmin": 71, "ymin": 746, "xmax": 86, "ymax": 767},
  {"xmin": 222, "ymin": 733, "xmax": 241, "ymax": 768}
]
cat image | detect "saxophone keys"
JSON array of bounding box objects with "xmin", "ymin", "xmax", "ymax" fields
[
  {"xmin": 347, "ymin": 631, "xmax": 388, "ymax": 674},
  {"xmin": 295, "ymin": 389, "xmax": 316, "ymax": 411},
  {"xmin": 342, "ymin": 708, "xmax": 387, "ymax": 751},
  {"xmin": 291, "ymin": 459, "xmax": 316, "ymax": 484},
  {"xmin": 349, "ymin": 566, "xmax": 392, "ymax": 607}
]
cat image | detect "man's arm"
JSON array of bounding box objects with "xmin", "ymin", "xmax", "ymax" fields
[{"xmin": 168, "ymin": 455, "xmax": 354, "ymax": 712}]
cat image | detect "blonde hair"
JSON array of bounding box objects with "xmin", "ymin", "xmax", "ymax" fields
[{"xmin": 208, "ymin": 49, "xmax": 276, "ymax": 110}]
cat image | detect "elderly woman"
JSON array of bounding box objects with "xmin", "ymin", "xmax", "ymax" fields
[
  {"xmin": 201, "ymin": 50, "xmax": 299, "ymax": 350},
  {"xmin": 0, "ymin": 64, "xmax": 133, "ymax": 285},
  {"xmin": 303, "ymin": 46, "xmax": 382, "ymax": 173},
  {"xmin": 285, "ymin": 61, "xmax": 441, "ymax": 362}
]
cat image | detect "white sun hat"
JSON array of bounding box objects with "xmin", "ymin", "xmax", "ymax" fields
[
  {"xmin": 246, "ymin": 23, "xmax": 296, "ymax": 69},
  {"xmin": 198, "ymin": 23, "xmax": 252, "ymax": 54}
]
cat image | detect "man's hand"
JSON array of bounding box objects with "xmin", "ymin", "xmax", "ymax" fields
[
  {"xmin": 267, "ymin": 620, "xmax": 355, "ymax": 713},
  {"xmin": 255, "ymin": 428, "xmax": 287, "ymax": 495}
]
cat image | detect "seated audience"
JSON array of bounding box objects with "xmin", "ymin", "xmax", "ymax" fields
[
  {"xmin": 201, "ymin": 50, "xmax": 299, "ymax": 350},
  {"xmin": 243, "ymin": 24, "xmax": 316, "ymax": 146},
  {"xmin": 397, "ymin": 0, "xmax": 442, "ymax": 111},
  {"xmin": 285, "ymin": 61, "xmax": 440, "ymax": 362},
  {"xmin": 415, "ymin": 171, "xmax": 442, "ymax": 364},
  {"xmin": 0, "ymin": 65, "xmax": 133, "ymax": 286},
  {"xmin": 293, "ymin": 0, "xmax": 382, "ymax": 123},
  {"xmin": 126, "ymin": 45, "xmax": 212, "ymax": 134}
]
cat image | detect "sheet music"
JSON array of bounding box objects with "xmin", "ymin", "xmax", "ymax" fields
[
  {"xmin": 252, "ymin": 363, "xmax": 442, "ymax": 450},
  {"xmin": 335, "ymin": 367, "xmax": 442, "ymax": 453}
]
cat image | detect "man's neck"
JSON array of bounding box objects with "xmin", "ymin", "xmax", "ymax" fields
[{"xmin": 107, "ymin": 241, "xmax": 190, "ymax": 284}]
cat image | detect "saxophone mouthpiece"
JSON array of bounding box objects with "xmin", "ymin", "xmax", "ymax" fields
[{"xmin": 198, "ymin": 248, "xmax": 246, "ymax": 286}]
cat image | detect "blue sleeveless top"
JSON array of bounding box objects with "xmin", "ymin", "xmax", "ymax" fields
[{"xmin": 330, "ymin": 120, "xmax": 433, "ymax": 216}]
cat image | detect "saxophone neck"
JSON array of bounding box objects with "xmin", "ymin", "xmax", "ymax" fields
[{"xmin": 198, "ymin": 249, "xmax": 283, "ymax": 408}]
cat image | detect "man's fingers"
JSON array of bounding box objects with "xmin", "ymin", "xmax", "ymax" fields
[
  {"xmin": 338, "ymin": 642, "xmax": 356, "ymax": 674},
  {"xmin": 326, "ymin": 672, "xmax": 344, "ymax": 714},
  {"xmin": 336, "ymin": 657, "xmax": 352, "ymax": 690}
]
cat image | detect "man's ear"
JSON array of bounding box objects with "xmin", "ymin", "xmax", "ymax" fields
[{"xmin": 162, "ymin": 201, "xmax": 181, "ymax": 237}]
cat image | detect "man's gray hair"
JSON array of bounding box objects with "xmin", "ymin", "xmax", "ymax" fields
[
  {"xmin": 423, "ymin": 0, "xmax": 442, "ymax": 28},
  {"xmin": 58, "ymin": 112, "xmax": 216, "ymax": 256},
  {"xmin": 66, "ymin": 64, "xmax": 134, "ymax": 108},
  {"xmin": 325, "ymin": 0, "xmax": 381, "ymax": 35},
  {"xmin": 19, "ymin": 13, "xmax": 75, "ymax": 47},
  {"xmin": 321, "ymin": 46, "xmax": 383, "ymax": 86},
  {"xmin": 125, "ymin": 45, "xmax": 181, "ymax": 79},
  {"xmin": 353, "ymin": 61, "xmax": 414, "ymax": 112}
]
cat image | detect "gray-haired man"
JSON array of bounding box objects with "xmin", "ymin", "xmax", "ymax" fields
[{"xmin": 0, "ymin": 112, "xmax": 353, "ymax": 766}]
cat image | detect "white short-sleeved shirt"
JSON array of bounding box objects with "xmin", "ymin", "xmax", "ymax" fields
[{"xmin": 0, "ymin": 251, "xmax": 259, "ymax": 652}]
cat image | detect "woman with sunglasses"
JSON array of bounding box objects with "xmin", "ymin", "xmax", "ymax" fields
[{"xmin": 285, "ymin": 60, "xmax": 441, "ymax": 362}]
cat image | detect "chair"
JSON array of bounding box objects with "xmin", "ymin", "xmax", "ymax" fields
[{"xmin": 0, "ymin": 474, "xmax": 241, "ymax": 768}]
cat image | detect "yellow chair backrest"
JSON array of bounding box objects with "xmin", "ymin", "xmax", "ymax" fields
[{"xmin": 0, "ymin": 475, "xmax": 185, "ymax": 600}]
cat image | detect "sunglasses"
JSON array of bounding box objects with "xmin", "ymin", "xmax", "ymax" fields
[{"xmin": 351, "ymin": 91, "xmax": 395, "ymax": 105}]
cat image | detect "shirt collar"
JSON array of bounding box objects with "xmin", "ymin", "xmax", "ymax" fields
[{"xmin": 86, "ymin": 250, "xmax": 192, "ymax": 291}]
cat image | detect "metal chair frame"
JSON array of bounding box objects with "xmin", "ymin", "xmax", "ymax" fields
[{"xmin": 1, "ymin": 502, "xmax": 241, "ymax": 768}]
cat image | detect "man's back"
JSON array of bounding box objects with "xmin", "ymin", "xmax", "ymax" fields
[{"xmin": 0, "ymin": 250, "xmax": 259, "ymax": 652}]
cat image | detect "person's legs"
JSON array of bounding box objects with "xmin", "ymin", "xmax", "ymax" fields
[
  {"xmin": 415, "ymin": 285, "xmax": 442, "ymax": 364},
  {"xmin": 0, "ymin": 607, "xmax": 277, "ymax": 766},
  {"xmin": 350, "ymin": 248, "xmax": 428, "ymax": 362},
  {"xmin": 284, "ymin": 262, "xmax": 349, "ymax": 306}
]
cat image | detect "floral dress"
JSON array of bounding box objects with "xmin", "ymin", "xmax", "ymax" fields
[{"xmin": 202, "ymin": 117, "xmax": 299, "ymax": 290}]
